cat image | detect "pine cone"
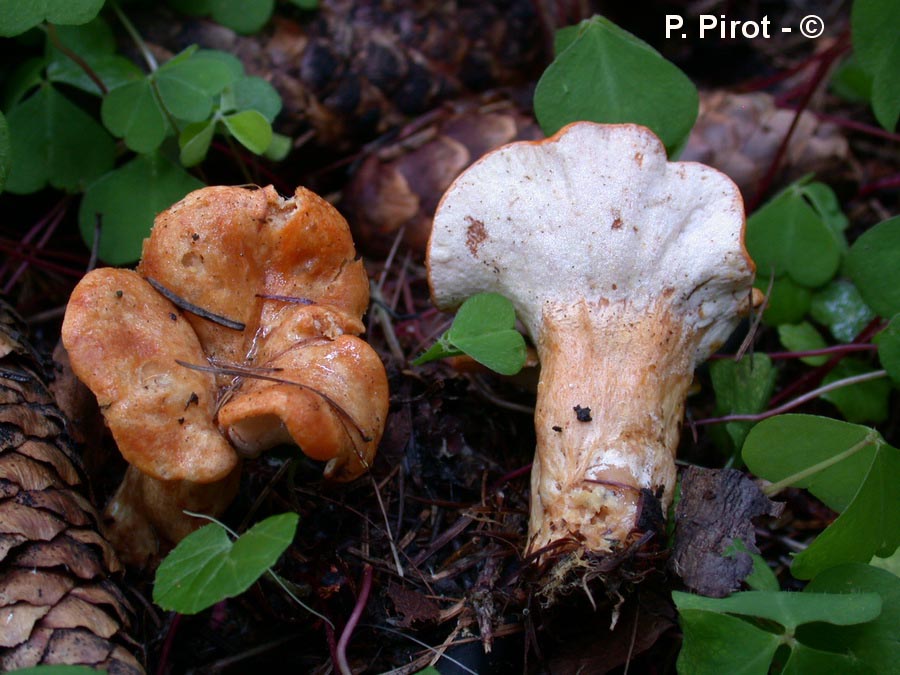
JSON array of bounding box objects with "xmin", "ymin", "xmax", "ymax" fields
[
  {"xmin": 0, "ymin": 302, "xmax": 144, "ymax": 673},
  {"xmin": 138, "ymin": 0, "xmax": 590, "ymax": 150},
  {"xmin": 339, "ymin": 93, "xmax": 543, "ymax": 257}
]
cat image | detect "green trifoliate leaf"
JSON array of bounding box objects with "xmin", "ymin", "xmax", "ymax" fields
[
  {"xmin": 725, "ymin": 539, "xmax": 779, "ymax": 592},
  {"xmin": 810, "ymin": 280, "xmax": 876, "ymax": 343},
  {"xmin": 0, "ymin": 111, "xmax": 9, "ymax": 193},
  {"xmin": 780, "ymin": 643, "xmax": 873, "ymax": 675},
  {"xmin": 0, "ymin": 0, "xmax": 105, "ymax": 37},
  {"xmin": 674, "ymin": 589, "xmax": 882, "ymax": 631},
  {"xmin": 209, "ymin": 0, "xmax": 275, "ymax": 34},
  {"xmin": 756, "ymin": 276, "xmax": 812, "ymax": 326},
  {"xmin": 223, "ymin": 110, "xmax": 273, "ymax": 154},
  {"xmin": 676, "ymin": 609, "xmax": 780, "ymax": 675},
  {"xmin": 798, "ymin": 563, "xmax": 900, "ymax": 674},
  {"xmin": 830, "ymin": 55, "xmax": 874, "ymax": 104},
  {"xmin": 778, "ymin": 322, "xmax": 829, "ymax": 366},
  {"xmin": 710, "ymin": 353, "xmax": 776, "ymax": 451},
  {"xmin": 413, "ymin": 293, "xmax": 527, "ymax": 375},
  {"xmin": 446, "ymin": 292, "xmax": 526, "ymax": 375},
  {"xmin": 845, "ymin": 216, "xmax": 900, "ymax": 318},
  {"xmin": 743, "ymin": 415, "xmax": 900, "ymax": 578},
  {"xmin": 153, "ymin": 513, "xmax": 298, "ymax": 614},
  {"xmin": 179, "ymin": 120, "xmax": 216, "ymax": 167},
  {"xmin": 79, "ymin": 153, "xmax": 205, "ymax": 264},
  {"xmin": 230, "ymin": 76, "xmax": 282, "ymax": 121},
  {"xmin": 264, "ymin": 133, "xmax": 292, "ymax": 161},
  {"xmin": 876, "ymin": 314, "xmax": 900, "ymax": 386},
  {"xmin": 6, "ymin": 84, "xmax": 115, "ymax": 194},
  {"xmin": 746, "ymin": 182, "xmax": 843, "ymax": 289},
  {"xmin": 534, "ymin": 16, "xmax": 698, "ymax": 156},
  {"xmin": 674, "ymin": 589, "xmax": 882, "ymax": 675},
  {"xmin": 852, "ymin": 0, "xmax": 900, "ymax": 131},
  {"xmin": 800, "ymin": 181, "xmax": 849, "ymax": 244},
  {"xmin": 47, "ymin": 20, "xmax": 142, "ymax": 96},
  {"xmin": 155, "ymin": 50, "xmax": 236, "ymax": 122},
  {"xmin": 101, "ymin": 79, "xmax": 169, "ymax": 153},
  {"xmin": 821, "ymin": 359, "xmax": 890, "ymax": 423}
]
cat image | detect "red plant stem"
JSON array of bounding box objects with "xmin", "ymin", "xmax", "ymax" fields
[
  {"xmin": 3, "ymin": 200, "xmax": 69, "ymax": 294},
  {"xmin": 335, "ymin": 564, "xmax": 373, "ymax": 675},
  {"xmin": 155, "ymin": 614, "xmax": 181, "ymax": 675},
  {"xmin": 857, "ymin": 173, "xmax": 900, "ymax": 199},
  {"xmin": 748, "ymin": 35, "xmax": 850, "ymax": 212},
  {"xmin": 0, "ymin": 242, "xmax": 87, "ymax": 280},
  {"xmin": 803, "ymin": 110, "xmax": 900, "ymax": 144},
  {"xmin": 489, "ymin": 462, "xmax": 533, "ymax": 493},
  {"xmin": 694, "ymin": 368, "xmax": 887, "ymax": 426},
  {"xmin": 768, "ymin": 317, "xmax": 886, "ymax": 407}
]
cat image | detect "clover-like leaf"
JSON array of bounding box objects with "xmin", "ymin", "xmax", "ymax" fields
[
  {"xmin": 47, "ymin": 20, "xmax": 142, "ymax": 96},
  {"xmin": 876, "ymin": 314, "xmax": 900, "ymax": 386},
  {"xmin": 821, "ymin": 359, "xmax": 890, "ymax": 424},
  {"xmin": 264, "ymin": 133, "xmax": 292, "ymax": 161},
  {"xmin": 747, "ymin": 182, "xmax": 843, "ymax": 289},
  {"xmin": 413, "ymin": 293, "xmax": 527, "ymax": 375},
  {"xmin": 674, "ymin": 590, "xmax": 881, "ymax": 675},
  {"xmin": 223, "ymin": 110, "xmax": 273, "ymax": 155},
  {"xmin": 154, "ymin": 512, "xmax": 298, "ymax": 614},
  {"xmin": 743, "ymin": 415, "xmax": 900, "ymax": 579},
  {"xmin": 677, "ymin": 609, "xmax": 780, "ymax": 675},
  {"xmin": 6, "ymin": 84, "xmax": 115, "ymax": 194},
  {"xmin": 710, "ymin": 353, "xmax": 776, "ymax": 451},
  {"xmin": 230, "ymin": 76, "xmax": 282, "ymax": 122},
  {"xmin": 209, "ymin": 0, "xmax": 275, "ymax": 34},
  {"xmin": 845, "ymin": 216, "xmax": 900, "ymax": 318},
  {"xmin": 674, "ymin": 589, "xmax": 881, "ymax": 631},
  {"xmin": 446, "ymin": 292, "xmax": 527, "ymax": 375},
  {"xmin": 757, "ymin": 275, "xmax": 812, "ymax": 326},
  {"xmin": 79, "ymin": 153, "xmax": 205, "ymax": 264},
  {"xmin": 798, "ymin": 563, "xmax": 900, "ymax": 674},
  {"xmin": 534, "ymin": 16, "xmax": 698, "ymax": 156},
  {"xmin": 778, "ymin": 322, "xmax": 829, "ymax": 366},
  {"xmin": 155, "ymin": 50, "xmax": 236, "ymax": 122},
  {"xmin": 179, "ymin": 120, "xmax": 216, "ymax": 167},
  {"xmin": 810, "ymin": 280, "xmax": 876, "ymax": 343},
  {"xmin": 101, "ymin": 78, "xmax": 169, "ymax": 153},
  {"xmin": 852, "ymin": 0, "xmax": 900, "ymax": 130},
  {"xmin": 0, "ymin": 0, "xmax": 105, "ymax": 37}
]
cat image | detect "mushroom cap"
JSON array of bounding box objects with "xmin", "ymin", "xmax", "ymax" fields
[
  {"xmin": 139, "ymin": 184, "xmax": 386, "ymax": 480},
  {"xmin": 61, "ymin": 269, "xmax": 237, "ymax": 483},
  {"xmin": 427, "ymin": 122, "xmax": 755, "ymax": 362}
]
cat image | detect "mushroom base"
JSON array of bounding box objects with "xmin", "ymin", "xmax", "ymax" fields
[
  {"xmin": 527, "ymin": 299, "xmax": 700, "ymax": 560},
  {"xmin": 103, "ymin": 465, "xmax": 241, "ymax": 566}
]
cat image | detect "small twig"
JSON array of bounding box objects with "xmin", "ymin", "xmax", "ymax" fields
[
  {"xmin": 369, "ymin": 473, "xmax": 405, "ymax": 578},
  {"xmin": 693, "ymin": 369, "xmax": 888, "ymax": 426},
  {"xmin": 255, "ymin": 293, "xmax": 315, "ymax": 305},
  {"xmin": 365, "ymin": 623, "xmax": 479, "ymax": 675},
  {"xmin": 176, "ymin": 359, "xmax": 372, "ymax": 442},
  {"xmin": 146, "ymin": 277, "xmax": 246, "ymax": 330},
  {"xmin": 336, "ymin": 564, "xmax": 374, "ymax": 675}
]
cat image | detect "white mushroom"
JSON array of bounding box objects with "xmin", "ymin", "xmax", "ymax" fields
[{"xmin": 427, "ymin": 122, "xmax": 756, "ymax": 561}]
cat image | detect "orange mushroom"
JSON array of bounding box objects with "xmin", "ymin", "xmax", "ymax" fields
[{"xmin": 63, "ymin": 186, "xmax": 389, "ymax": 564}]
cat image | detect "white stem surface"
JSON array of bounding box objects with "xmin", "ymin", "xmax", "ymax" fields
[{"xmin": 527, "ymin": 298, "xmax": 700, "ymax": 556}]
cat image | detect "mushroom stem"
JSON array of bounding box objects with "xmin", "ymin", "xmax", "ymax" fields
[{"xmin": 527, "ymin": 298, "xmax": 700, "ymax": 557}]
